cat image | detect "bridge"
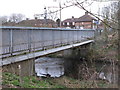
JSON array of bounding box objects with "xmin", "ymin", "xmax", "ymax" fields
[
  {"xmin": 0, "ymin": 26, "xmax": 95, "ymax": 75},
  {"xmin": 0, "ymin": 26, "xmax": 95, "ymax": 66}
]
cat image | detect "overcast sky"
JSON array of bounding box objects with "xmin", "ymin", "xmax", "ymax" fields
[{"xmin": 0, "ymin": 0, "xmax": 111, "ymax": 20}]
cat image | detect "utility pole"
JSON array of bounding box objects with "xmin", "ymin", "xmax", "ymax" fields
[
  {"xmin": 44, "ymin": 7, "xmax": 47, "ymax": 27},
  {"xmin": 53, "ymin": 0, "xmax": 62, "ymax": 27},
  {"xmin": 44, "ymin": 7, "xmax": 47, "ymax": 20},
  {"xmin": 59, "ymin": 1, "xmax": 62, "ymax": 27}
]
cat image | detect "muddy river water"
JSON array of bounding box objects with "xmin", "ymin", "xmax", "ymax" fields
[{"xmin": 35, "ymin": 57, "xmax": 118, "ymax": 84}]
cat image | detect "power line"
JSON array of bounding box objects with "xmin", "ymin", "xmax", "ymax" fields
[{"xmin": 34, "ymin": 0, "xmax": 118, "ymax": 29}]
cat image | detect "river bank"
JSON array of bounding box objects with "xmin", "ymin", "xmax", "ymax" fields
[{"xmin": 2, "ymin": 71, "xmax": 117, "ymax": 88}]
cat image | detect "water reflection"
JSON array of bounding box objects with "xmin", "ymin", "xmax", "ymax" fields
[{"xmin": 35, "ymin": 57, "xmax": 64, "ymax": 77}]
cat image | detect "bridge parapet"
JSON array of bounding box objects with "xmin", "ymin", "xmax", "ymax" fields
[{"xmin": 0, "ymin": 26, "xmax": 95, "ymax": 58}]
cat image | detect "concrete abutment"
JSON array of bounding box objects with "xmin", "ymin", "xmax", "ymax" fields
[{"xmin": 2, "ymin": 58, "xmax": 35, "ymax": 76}]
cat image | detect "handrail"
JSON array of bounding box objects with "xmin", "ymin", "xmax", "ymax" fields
[
  {"xmin": 0, "ymin": 26, "xmax": 95, "ymax": 58},
  {"xmin": 0, "ymin": 26, "xmax": 96, "ymax": 31}
]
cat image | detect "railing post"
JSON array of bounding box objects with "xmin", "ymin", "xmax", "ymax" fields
[
  {"xmin": 41, "ymin": 30, "xmax": 44, "ymax": 50},
  {"xmin": 77, "ymin": 30, "xmax": 78, "ymax": 42},
  {"xmin": 67, "ymin": 31, "xmax": 69, "ymax": 45},
  {"xmin": 0, "ymin": 28, "xmax": 2, "ymax": 58},
  {"xmin": 61, "ymin": 30, "xmax": 62, "ymax": 46},
  {"xmin": 73, "ymin": 31, "xmax": 74, "ymax": 44},
  {"xmin": 10, "ymin": 29, "xmax": 13, "ymax": 55},
  {"xmin": 52, "ymin": 30, "xmax": 55, "ymax": 48},
  {"xmin": 28, "ymin": 29, "xmax": 31, "ymax": 52}
]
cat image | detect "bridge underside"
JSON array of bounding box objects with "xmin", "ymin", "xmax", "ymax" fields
[{"xmin": 0, "ymin": 40, "xmax": 94, "ymax": 66}]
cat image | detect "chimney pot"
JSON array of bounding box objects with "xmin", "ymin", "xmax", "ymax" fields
[
  {"xmin": 85, "ymin": 11, "xmax": 88, "ymax": 15},
  {"xmin": 26, "ymin": 18, "xmax": 29, "ymax": 20},
  {"xmin": 35, "ymin": 17, "xmax": 38, "ymax": 20}
]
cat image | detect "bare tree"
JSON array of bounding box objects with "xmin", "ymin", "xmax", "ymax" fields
[
  {"xmin": 102, "ymin": 2, "xmax": 118, "ymax": 30},
  {"xmin": 47, "ymin": 7, "xmax": 58, "ymax": 21},
  {"xmin": 101, "ymin": 6, "xmax": 110, "ymax": 42},
  {"xmin": 9, "ymin": 13, "xmax": 25, "ymax": 23},
  {"xmin": 0, "ymin": 16, "xmax": 8, "ymax": 24},
  {"xmin": 100, "ymin": 2, "xmax": 119, "ymax": 43}
]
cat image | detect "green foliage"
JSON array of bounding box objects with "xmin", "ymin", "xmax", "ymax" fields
[
  {"xmin": 54, "ymin": 85, "xmax": 66, "ymax": 88},
  {"xmin": 2, "ymin": 72, "xmax": 66, "ymax": 88},
  {"xmin": 23, "ymin": 77, "xmax": 31, "ymax": 83},
  {"xmin": 2, "ymin": 72, "xmax": 117, "ymax": 88},
  {"xmin": 31, "ymin": 77, "xmax": 40, "ymax": 83},
  {"xmin": 2, "ymin": 72, "xmax": 19, "ymax": 85},
  {"xmin": 96, "ymin": 80, "xmax": 112, "ymax": 88},
  {"xmin": 11, "ymin": 80, "xmax": 20, "ymax": 86}
]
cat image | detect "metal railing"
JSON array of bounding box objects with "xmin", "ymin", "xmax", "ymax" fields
[{"xmin": 0, "ymin": 26, "xmax": 95, "ymax": 57}]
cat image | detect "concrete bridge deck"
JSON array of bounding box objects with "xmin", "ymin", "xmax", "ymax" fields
[{"xmin": 0, "ymin": 40, "xmax": 94, "ymax": 66}]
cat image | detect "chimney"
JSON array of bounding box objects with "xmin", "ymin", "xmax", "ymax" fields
[
  {"xmin": 26, "ymin": 18, "xmax": 29, "ymax": 20},
  {"xmin": 72, "ymin": 16, "xmax": 74, "ymax": 18},
  {"xmin": 35, "ymin": 17, "xmax": 38, "ymax": 20},
  {"xmin": 85, "ymin": 11, "xmax": 88, "ymax": 15}
]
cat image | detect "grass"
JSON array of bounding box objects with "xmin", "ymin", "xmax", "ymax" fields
[
  {"xmin": 2, "ymin": 72, "xmax": 117, "ymax": 88},
  {"xmin": 2, "ymin": 72, "xmax": 65, "ymax": 88}
]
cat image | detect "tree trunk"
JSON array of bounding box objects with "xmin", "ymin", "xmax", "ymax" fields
[{"xmin": 118, "ymin": 1, "xmax": 120, "ymax": 88}]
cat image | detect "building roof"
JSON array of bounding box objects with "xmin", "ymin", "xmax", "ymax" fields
[
  {"xmin": 2, "ymin": 19, "xmax": 56, "ymax": 27},
  {"xmin": 19, "ymin": 19, "xmax": 55, "ymax": 24},
  {"xmin": 62, "ymin": 12, "xmax": 97, "ymax": 23},
  {"xmin": 62, "ymin": 18, "xmax": 73, "ymax": 22},
  {"xmin": 76, "ymin": 12, "xmax": 97, "ymax": 22},
  {"xmin": 17, "ymin": 19, "xmax": 56, "ymax": 27},
  {"xmin": 2, "ymin": 22, "xmax": 16, "ymax": 26},
  {"xmin": 62, "ymin": 18, "xmax": 78, "ymax": 23}
]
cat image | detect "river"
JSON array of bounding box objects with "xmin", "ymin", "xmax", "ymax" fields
[
  {"xmin": 35, "ymin": 57, "xmax": 118, "ymax": 84},
  {"xmin": 35, "ymin": 57, "xmax": 64, "ymax": 77}
]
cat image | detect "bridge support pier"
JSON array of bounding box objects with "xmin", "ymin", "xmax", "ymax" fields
[
  {"xmin": 63, "ymin": 43, "xmax": 93, "ymax": 79},
  {"xmin": 2, "ymin": 58, "xmax": 35, "ymax": 76},
  {"xmin": 63, "ymin": 43, "xmax": 92, "ymax": 59}
]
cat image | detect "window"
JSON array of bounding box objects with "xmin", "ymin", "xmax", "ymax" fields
[
  {"xmin": 70, "ymin": 22, "xmax": 72, "ymax": 26},
  {"xmin": 65, "ymin": 22, "xmax": 67, "ymax": 26},
  {"xmin": 67, "ymin": 22, "xmax": 69, "ymax": 25},
  {"xmin": 72, "ymin": 22, "xmax": 75, "ymax": 25}
]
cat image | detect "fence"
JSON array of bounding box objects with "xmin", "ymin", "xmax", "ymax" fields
[{"xmin": 0, "ymin": 26, "xmax": 95, "ymax": 57}]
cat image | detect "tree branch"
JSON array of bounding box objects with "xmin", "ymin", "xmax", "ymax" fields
[{"xmin": 75, "ymin": 1, "xmax": 118, "ymax": 30}]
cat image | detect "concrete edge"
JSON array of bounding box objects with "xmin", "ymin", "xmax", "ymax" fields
[{"xmin": 0, "ymin": 40, "xmax": 94, "ymax": 66}]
